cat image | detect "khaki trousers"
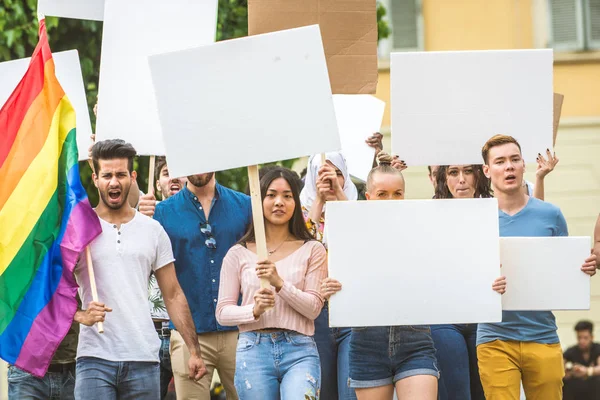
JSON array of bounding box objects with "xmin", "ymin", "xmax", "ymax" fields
[{"xmin": 170, "ymin": 330, "xmax": 239, "ymax": 400}]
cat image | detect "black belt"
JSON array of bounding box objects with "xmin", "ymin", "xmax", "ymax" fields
[{"xmin": 47, "ymin": 362, "xmax": 75, "ymax": 373}]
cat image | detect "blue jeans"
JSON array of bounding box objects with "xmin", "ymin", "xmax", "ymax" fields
[
  {"xmin": 314, "ymin": 303, "xmax": 356, "ymax": 400},
  {"xmin": 234, "ymin": 331, "xmax": 321, "ymax": 399},
  {"xmin": 158, "ymin": 333, "xmax": 173, "ymax": 400},
  {"xmin": 75, "ymin": 357, "xmax": 160, "ymax": 400},
  {"xmin": 349, "ymin": 326, "xmax": 439, "ymax": 388},
  {"xmin": 8, "ymin": 364, "xmax": 75, "ymax": 400},
  {"xmin": 430, "ymin": 324, "xmax": 484, "ymax": 400}
]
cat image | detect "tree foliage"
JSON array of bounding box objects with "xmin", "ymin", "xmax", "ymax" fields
[{"xmin": 0, "ymin": 0, "xmax": 390, "ymax": 201}]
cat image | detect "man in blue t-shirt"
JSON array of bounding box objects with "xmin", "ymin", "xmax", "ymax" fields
[{"xmin": 476, "ymin": 134, "xmax": 597, "ymax": 400}]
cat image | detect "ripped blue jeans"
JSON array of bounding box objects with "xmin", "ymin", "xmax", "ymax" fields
[{"xmin": 234, "ymin": 331, "xmax": 321, "ymax": 399}]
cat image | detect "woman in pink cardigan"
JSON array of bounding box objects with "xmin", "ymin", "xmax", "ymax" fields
[{"xmin": 216, "ymin": 167, "xmax": 327, "ymax": 399}]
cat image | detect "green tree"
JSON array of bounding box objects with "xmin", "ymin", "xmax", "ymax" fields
[{"xmin": 0, "ymin": 0, "xmax": 390, "ymax": 199}]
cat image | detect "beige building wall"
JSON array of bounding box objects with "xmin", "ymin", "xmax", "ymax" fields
[{"xmin": 375, "ymin": 0, "xmax": 600, "ymax": 349}]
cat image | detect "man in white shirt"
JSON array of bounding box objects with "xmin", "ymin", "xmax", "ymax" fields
[{"xmin": 73, "ymin": 140, "xmax": 205, "ymax": 400}]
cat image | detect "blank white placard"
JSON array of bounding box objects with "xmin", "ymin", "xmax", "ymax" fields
[
  {"xmin": 391, "ymin": 50, "xmax": 553, "ymax": 166},
  {"xmin": 333, "ymin": 95, "xmax": 384, "ymax": 182},
  {"xmin": 149, "ymin": 25, "xmax": 341, "ymax": 178},
  {"xmin": 327, "ymin": 198, "xmax": 502, "ymax": 327},
  {"xmin": 0, "ymin": 50, "xmax": 92, "ymax": 161},
  {"xmin": 38, "ymin": 0, "xmax": 104, "ymax": 21},
  {"xmin": 95, "ymin": 0, "xmax": 218, "ymax": 155},
  {"xmin": 500, "ymin": 237, "xmax": 591, "ymax": 311}
]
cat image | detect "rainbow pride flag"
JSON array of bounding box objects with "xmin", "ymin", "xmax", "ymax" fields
[{"xmin": 0, "ymin": 19, "xmax": 101, "ymax": 377}]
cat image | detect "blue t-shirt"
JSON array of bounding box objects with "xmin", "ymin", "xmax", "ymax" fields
[{"xmin": 477, "ymin": 197, "xmax": 568, "ymax": 346}]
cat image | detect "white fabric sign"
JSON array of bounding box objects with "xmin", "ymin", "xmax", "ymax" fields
[
  {"xmin": 327, "ymin": 198, "xmax": 503, "ymax": 327},
  {"xmin": 38, "ymin": 0, "xmax": 104, "ymax": 21},
  {"xmin": 149, "ymin": 25, "xmax": 341, "ymax": 178},
  {"xmin": 500, "ymin": 237, "xmax": 591, "ymax": 310},
  {"xmin": 333, "ymin": 95, "xmax": 385, "ymax": 182},
  {"xmin": 0, "ymin": 50, "xmax": 92, "ymax": 161},
  {"xmin": 95, "ymin": 0, "xmax": 218, "ymax": 155},
  {"xmin": 391, "ymin": 50, "xmax": 553, "ymax": 166}
]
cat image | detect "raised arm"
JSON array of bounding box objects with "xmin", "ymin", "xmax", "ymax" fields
[{"xmin": 533, "ymin": 150, "xmax": 559, "ymax": 201}]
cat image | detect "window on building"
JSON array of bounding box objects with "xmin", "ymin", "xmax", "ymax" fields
[
  {"xmin": 378, "ymin": 0, "xmax": 423, "ymax": 58},
  {"xmin": 549, "ymin": 0, "xmax": 600, "ymax": 51}
]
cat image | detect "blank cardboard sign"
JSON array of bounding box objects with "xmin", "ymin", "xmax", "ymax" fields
[
  {"xmin": 500, "ymin": 237, "xmax": 590, "ymax": 311},
  {"xmin": 391, "ymin": 50, "xmax": 553, "ymax": 166},
  {"xmin": 248, "ymin": 0, "xmax": 378, "ymax": 94},
  {"xmin": 333, "ymin": 95, "xmax": 385, "ymax": 182},
  {"xmin": 37, "ymin": 0, "xmax": 104, "ymax": 21},
  {"xmin": 149, "ymin": 25, "xmax": 341, "ymax": 178},
  {"xmin": 327, "ymin": 199, "xmax": 502, "ymax": 327},
  {"xmin": 95, "ymin": 0, "xmax": 218, "ymax": 155},
  {"xmin": 0, "ymin": 50, "xmax": 92, "ymax": 161}
]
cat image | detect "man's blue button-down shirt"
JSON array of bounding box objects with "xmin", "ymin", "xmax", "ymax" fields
[{"xmin": 155, "ymin": 184, "xmax": 251, "ymax": 333}]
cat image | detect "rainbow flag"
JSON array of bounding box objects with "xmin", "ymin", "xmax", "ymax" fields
[{"xmin": 0, "ymin": 19, "xmax": 101, "ymax": 377}]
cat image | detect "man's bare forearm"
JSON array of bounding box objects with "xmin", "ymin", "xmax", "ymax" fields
[{"xmin": 165, "ymin": 291, "xmax": 201, "ymax": 356}]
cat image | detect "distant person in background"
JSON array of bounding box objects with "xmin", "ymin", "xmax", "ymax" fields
[
  {"xmin": 8, "ymin": 308, "xmax": 80, "ymax": 400},
  {"xmin": 563, "ymin": 320, "xmax": 600, "ymax": 400},
  {"xmin": 143, "ymin": 156, "xmax": 187, "ymax": 400},
  {"xmin": 300, "ymin": 152, "xmax": 358, "ymax": 400},
  {"xmin": 428, "ymin": 165, "xmax": 440, "ymax": 190}
]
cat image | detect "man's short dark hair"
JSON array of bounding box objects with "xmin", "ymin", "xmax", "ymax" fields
[
  {"xmin": 91, "ymin": 139, "xmax": 137, "ymax": 174},
  {"xmin": 575, "ymin": 320, "xmax": 594, "ymax": 334},
  {"xmin": 155, "ymin": 156, "xmax": 167, "ymax": 183},
  {"xmin": 427, "ymin": 166, "xmax": 432, "ymax": 174}
]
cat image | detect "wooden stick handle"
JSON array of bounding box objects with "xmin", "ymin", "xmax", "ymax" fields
[
  {"xmin": 148, "ymin": 155, "xmax": 156, "ymax": 197},
  {"xmin": 85, "ymin": 246, "xmax": 104, "ymax": 333},
  {"xmin": 248, "ymin": 165, "xmax": 270, "ymax": 290},
  {"xmin": 320, "ymin": 153, "xmax": 327, "ymax": 166}
]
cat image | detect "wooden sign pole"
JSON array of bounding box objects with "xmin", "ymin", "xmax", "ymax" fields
[
  {"xmin": 85, "ymin": 246, "xmax": 104, "ymax": 333},
  {"xmin": 148, "ymin": 155, "xmax": 156, "ymax": 196},
  {"xmin": 247, "ymin": 165, "xmax": 271, "ymax": 291},
  {"xmin": 553, "ymin": 93, "xmax": 564, "ymax": 147}
]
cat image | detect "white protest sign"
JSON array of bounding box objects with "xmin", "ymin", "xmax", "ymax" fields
[
  {"xmin": 391, "ymin": 50, "xmax": 553, "ymax": 166},
  {"xmin": 37, "ymin": 0, "xmax": 104, "ymax": 21},
  {"xmin": 327, "ymin": 198, "xmax": 502, "ymax": 327},
  {"xmin": 95, "ymin": 0, "xmax": 218, "ymax": 155},
  {"xmin": 500, "ymin": 237, "xmax": 590, "ymax": 310},
  {"xmin": 0, "ymin": 50, "xmax": 92, "ymax": 161},
  {"xmin": 149, "ymin": 25, "xmax": 341, "ymax": 178},
  {"xmin": 333, "ymin": 95, "xmax": 385, "ymax": 182}
]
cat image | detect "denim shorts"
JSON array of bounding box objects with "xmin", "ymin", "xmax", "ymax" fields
[{"xmin": 349, "ymin": 325, "xmax": 439, "ymax": 388}]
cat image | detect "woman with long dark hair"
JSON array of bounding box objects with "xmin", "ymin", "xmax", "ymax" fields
[
  {"xmin": 216, "ymin": 167, "xmax": 327, "ymax": 399},
  {"xmin": 431, "ymin": 164, "xmax": 500, "ymax": 400}
]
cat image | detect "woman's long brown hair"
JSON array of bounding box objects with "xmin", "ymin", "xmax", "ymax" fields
[{"xmin": 239, "ymin": 167, "xmax": 314, "ymax": 244}]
